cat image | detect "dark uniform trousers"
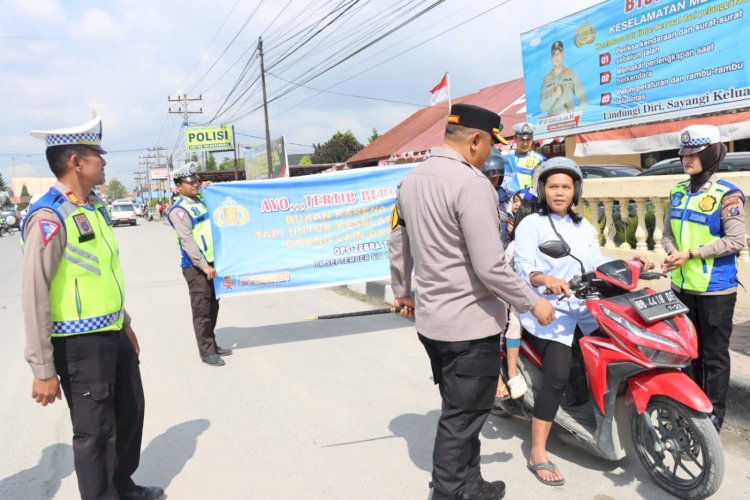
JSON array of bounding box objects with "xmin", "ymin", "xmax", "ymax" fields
[
  {"xmin": 418, "ymin": 333, "xmax": 502, "ymax": 500},
  {"xmin": 675, "ymin": 291, "xmax": 737, "ymax": 425},
  {"xmin": 182, "ymin": 265, "xmax": 220, "ymax": 357},
  {"xmin": 52, "ymin": 329, "xmax": 145, "ymax": 500}
]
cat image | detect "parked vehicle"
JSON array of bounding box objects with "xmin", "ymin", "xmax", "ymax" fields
[
  {"xmin": 0, "ymin": 214, "xmax": 18, "ymax": 236},
  {"xmin": 0, "ymin": 208, "xmax": 21, "ymax": 229},
  {"xmin": 132, "ymin": 202, "xmax": 144, "ymax": 217},
  {"xmin": 638, "ymin": 152, "xmax": 750, "ymax": 176},
  {"xmin": 110, "ymin": 202, "xmax": 137, "ymax": 226},
  {"xmin": 496, "ymin": 241, "xmax": 724, "ymax": 499},
  {"xmin": 580, "ymin": 164, "xmax": 641, "ymax": 179}
]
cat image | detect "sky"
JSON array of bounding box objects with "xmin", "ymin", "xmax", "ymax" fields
[{"xmin": 0, "ymin": 0, "xmax": 601, "ymax": 191}]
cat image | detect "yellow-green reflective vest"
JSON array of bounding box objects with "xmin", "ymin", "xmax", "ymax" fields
[
  {"xmin": 21, "ymin": 188, "xmax": 125, "ymax": 336},
  {"xmin": 669, "ymin": 179, "xmax": 743, "ymax": 292},
  {"xmin": 168, "ymin": 195, "xmax": 214, "ymax": 268}
]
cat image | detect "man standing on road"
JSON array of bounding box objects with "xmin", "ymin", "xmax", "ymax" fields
[
  {"xmin": 390, "ymin": 104, "xmax": 556, "ymax": 499},
  {"xmin": 22, "ymin": 116, "xmax": 164, "ymax": 500},
  {"xmin": 168, "ymin": 163, "xmax": 232, "ymax": 366}
]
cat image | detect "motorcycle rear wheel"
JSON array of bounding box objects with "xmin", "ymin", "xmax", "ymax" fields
[{"xmin": 632, "ymin": 396, "xmax": 724, "ymax": 499}]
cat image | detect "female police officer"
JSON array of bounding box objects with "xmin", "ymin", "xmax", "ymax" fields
[{"xmin": 661, "ymin": 124, "xmax": 746, "ymax": 432}]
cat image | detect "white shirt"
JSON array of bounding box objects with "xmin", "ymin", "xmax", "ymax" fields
[{"xmin": 513, "ymin": 212, "xmax": 608, "ymax": 346}]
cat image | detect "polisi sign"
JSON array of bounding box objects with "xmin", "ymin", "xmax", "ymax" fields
[{"xmin": 185, "ymin": 125, "xmax": 235, "ymax": 152}]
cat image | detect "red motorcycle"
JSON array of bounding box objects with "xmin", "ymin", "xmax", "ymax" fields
[{"xmin": 496, "ymin": 240, "xmax": 724, "ymax": 499}]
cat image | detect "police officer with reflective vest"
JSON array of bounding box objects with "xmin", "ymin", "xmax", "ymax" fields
[
  {"xmin": 661, "ymin": 125, "xmax": 746, "ymax": 431},
  {"xmin": 500, "ymin": 122, "xmax": 546, "ymax": 198},
  {"xmin": 168, "ymin": 163, "xmax": 232, "ymax": 366},
  {"xmin": 21, "ymin": 116, "xmax": 164, "ymax": 499}
]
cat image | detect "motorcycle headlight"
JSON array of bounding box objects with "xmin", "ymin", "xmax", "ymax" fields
[{"xmin": 600, "ymin": 306, "xmax": 690, "ymax": 367}]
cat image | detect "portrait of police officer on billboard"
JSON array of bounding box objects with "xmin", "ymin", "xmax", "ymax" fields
[{"xmin": 540, "ymin": 41, "xmax": 587, "ymax": 116}]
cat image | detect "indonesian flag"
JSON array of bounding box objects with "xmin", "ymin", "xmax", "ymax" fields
[{"xmin": 429, "ymin": 73, "xmax": 449, "ymax": 106}]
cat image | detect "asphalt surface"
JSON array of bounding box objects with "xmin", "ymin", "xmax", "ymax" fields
[{"xmin": 1, "ymin": 219, "xmax": 749, "ymax": 499}]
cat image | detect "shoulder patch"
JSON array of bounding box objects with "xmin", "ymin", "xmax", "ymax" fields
[
  {"xmin": 176, "ymin": 210, "xmax": 186, "ymax": 221},
  {"xmin": 38, "ymin": 219, "xmax": 61, "ymax": 246}
]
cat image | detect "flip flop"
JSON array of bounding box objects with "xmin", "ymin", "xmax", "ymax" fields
[{"xmin": 527, "ymin": 460, "xmax": 565, "ymax": 486}]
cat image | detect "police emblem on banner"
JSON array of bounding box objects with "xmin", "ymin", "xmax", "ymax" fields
[
  {"xmin": 698, "ymin": 195, "xmax": 717, "ymax": 212},
  {"xmin": 212, "ymin": 196, "xmax": 249, "ymax": 227},
  {"xmin": 574, "ymin": 23, "xmax": 596, "ymax": 47}
]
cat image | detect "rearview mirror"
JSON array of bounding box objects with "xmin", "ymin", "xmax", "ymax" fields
[{"xmin": 539, "ymin": 240, "xmax": 571, "ymax": 259}]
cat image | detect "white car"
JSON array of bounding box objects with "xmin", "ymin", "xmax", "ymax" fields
[
  {"xmin": 111, "ymin": 203, "xmax": 137, "ymax": 226},
  {"xmin": 132, "ymin": 203, "xmax": 144, "ymax": 216}
]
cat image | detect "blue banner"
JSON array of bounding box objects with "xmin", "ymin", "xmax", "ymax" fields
[
  {"xmin": 521, "ymin": 0, "xmax": 750, "ymax": 138},
  {"xmin": 202, "ymin": 165, "xmax": 414, "ymax": 297}
]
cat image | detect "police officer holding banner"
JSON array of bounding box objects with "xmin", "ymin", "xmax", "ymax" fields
[
  {"xmin": 661, "ymin": 125, "xmax": 746, "ymax": 432},
  {"xmin": 21, "ymin": 116, "xmax": 164, "ymax": 499},
  {"xmin": 390, "ymin": 103, "xmax": 556, "ymax": 499},
  {"xmin": 168, "ymin": 163, "xmax": 232, "ymax": 366}
]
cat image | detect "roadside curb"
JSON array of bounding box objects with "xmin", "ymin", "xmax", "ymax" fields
[{"xmin": 348, "ymin": 280, "xmax": 750, "ymax": 432}]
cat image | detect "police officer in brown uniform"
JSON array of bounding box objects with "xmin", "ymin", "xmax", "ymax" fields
[
  {"xmin": 22, "ymin": 116, "xmax": 163, "ymax": 499},
  {"xmin": 390, "ymin": 104, "xmax": 556, "ymax": 499},
  {"xmin": 167, "ymin": 163, "xmax": 232, "ymax": 366}
]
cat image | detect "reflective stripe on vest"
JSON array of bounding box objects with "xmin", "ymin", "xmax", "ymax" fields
[
  {"xmin": 669, "ymin": 179, "xmax": 742, "ymax": 292},
  {"xmin": 22, "ymin": 188, "xmax": 125, "ymax": 337},
  {"xmin": 169, "ymin": 195, "xmax": 214, "ymax": 268}
]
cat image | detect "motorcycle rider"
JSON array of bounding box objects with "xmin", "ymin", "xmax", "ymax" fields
[
  {"xmin": 513, "ymin": 157, "xmax": 649, "ymax": 486},
  {"xmin": 661, "ymin": 125, "xmax": 746, "ymax": 432}
]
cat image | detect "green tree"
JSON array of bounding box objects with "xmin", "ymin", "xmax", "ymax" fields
[
  {"xmin": 0, "ymin": 173, "xmax": 7, "ymax": 191},
  {"xmin": 299, "ymin": 155, "xmax": 313, "ymax": 166},
  {"xmin": 368, "ymin": 128, "xmax": 380, "ymax": 144},
  {"xmin": 106, "ymin": 179, "xmax": 127, "ymax": 201},
  {"xmin": 206, "ymin": 153, "xmax": 217, "ymax": 172},
  {"xmin": 311, "ymin": 130, "xmax": 364, "ymax": 164},
  {"xmin": 21, "ymin": 184, "xmax": 30, "ymax": 197}
]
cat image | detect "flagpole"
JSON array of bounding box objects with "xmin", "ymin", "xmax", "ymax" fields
[{"xmin": 446, "ymin": 72, "xmax": 452, "ymax": 112}]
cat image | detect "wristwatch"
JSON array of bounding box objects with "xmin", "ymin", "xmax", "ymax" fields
[{"xmin": 688, "ymin": 249, "xmax": 695, "ymax": 259}]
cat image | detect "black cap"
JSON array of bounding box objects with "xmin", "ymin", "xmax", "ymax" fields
[
  {"xmin": 447, "ymin": 104, "xmax": 507, "ymax": 144},
  {"xmin": 551, "ymin": 40, "xmax": 563, "ymax": 54}
]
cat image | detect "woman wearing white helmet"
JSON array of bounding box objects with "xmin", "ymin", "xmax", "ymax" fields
[
  {"xmin": 661, "ymin": 125, "xmax": 746, "ymax": 432},
  {"xmin": 513, "ymin": 157, "xmax": 649, "ymax": 486}
]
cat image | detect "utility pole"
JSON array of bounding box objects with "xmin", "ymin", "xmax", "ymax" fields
[
  {"xmin": 258, "ymin": 36, "xmax": 273, "ymax": 179},
  {"xmin": 138, "ymin": 155, "xmax": 154, "ymax": 204},
  {"xmin": 133, "ymin": 170, "xmax": 145, "ymax": 200},
  {"xmin": 147, "ymin": 147, "xmax": 168, "ymax": 201},
  {"xmin": 168, "ymin": 94, "xmax": 203, "ymax": 163}
]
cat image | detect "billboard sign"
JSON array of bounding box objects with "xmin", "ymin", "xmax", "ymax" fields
[
  {"xmin": 244, "ymin": 135, "xmax": 290, "ymax": 180},
  {"xmin": 185, "ymin": 125, "xmax": 235, "ymax": 152},
  {"xmin": 521, "ymin": 0, "xmax": 750, "ymax": 138},
  {"xmin": 149, "ymin": 166, "xmax": 169, "ymax": 181}
]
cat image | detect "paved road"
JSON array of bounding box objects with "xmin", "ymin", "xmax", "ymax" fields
[{"xmin": 1, "ymin": 219, "xmax": 749, "ymax": 499}]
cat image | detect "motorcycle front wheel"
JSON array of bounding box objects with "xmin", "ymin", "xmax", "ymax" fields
[{"xmin": 632, "ymin": 396, "xmax": 724, "ymax": 499}]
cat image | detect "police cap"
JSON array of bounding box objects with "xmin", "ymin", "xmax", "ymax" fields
[
  {"xmin": 447, "ymin": 104, "xmax": 507, "ymax": 144},
  {"xmin": 551, "ymin": 40, "xmax": 563, "ymax": 54},
  {"xmin": 678, "ymin": 125, "xmax": 721, "ymax": 156},
  {"xmin": 172, "ymin": 162, "xmax": 200, "ymax": 184},
  {"xmin": 513, "ymin": 122, "xmax": 535, "ymax": 139}
]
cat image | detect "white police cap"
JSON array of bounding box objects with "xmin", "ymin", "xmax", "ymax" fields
[
  {"xmin": 513, "ymin": 122, "xmax": 535, "ymax": 138},
  {"xmin": 678, "ymin": 125, "xmax": 720, "ymax": 155},
  {"xmin": 172, "ymin": 162, "xmax": 199, "ymax": 182},
  {"xmin": 30, "ymin": 115, "xmax": 106, "ymax": 153}
]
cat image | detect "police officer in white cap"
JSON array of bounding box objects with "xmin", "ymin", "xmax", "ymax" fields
[
  {"xmin": 661, "ymin": 125, "xmax": 746, "ymax": 431},
  {"xmin": 21, "ymin": 116, "xmax": 164, "ymax": 499},
  {"xmin": 501, "ymin": 123, "xmax": 546, "ymax": 195},
  {"xmin": 167, "ymin": 163, "xmax": 232, "ymax": 366}
]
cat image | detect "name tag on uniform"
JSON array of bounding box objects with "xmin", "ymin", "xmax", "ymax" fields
[
  {"xmin": 73, "ymin": 213, "xmax": 96, "ymax": 242},
  {"xmin": 98, "ymin": 207, "xmax": 113, "ymax": 226}
]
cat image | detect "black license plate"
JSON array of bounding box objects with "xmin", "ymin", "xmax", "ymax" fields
[{"xmin": 629, "ymin": 290, "xmax": 688, "ymax": 323}]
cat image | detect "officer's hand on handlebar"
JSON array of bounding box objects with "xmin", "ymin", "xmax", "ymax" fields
[{"xmin": 542, "ymin": 276, "xmax": 571, "ymax": 298}]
